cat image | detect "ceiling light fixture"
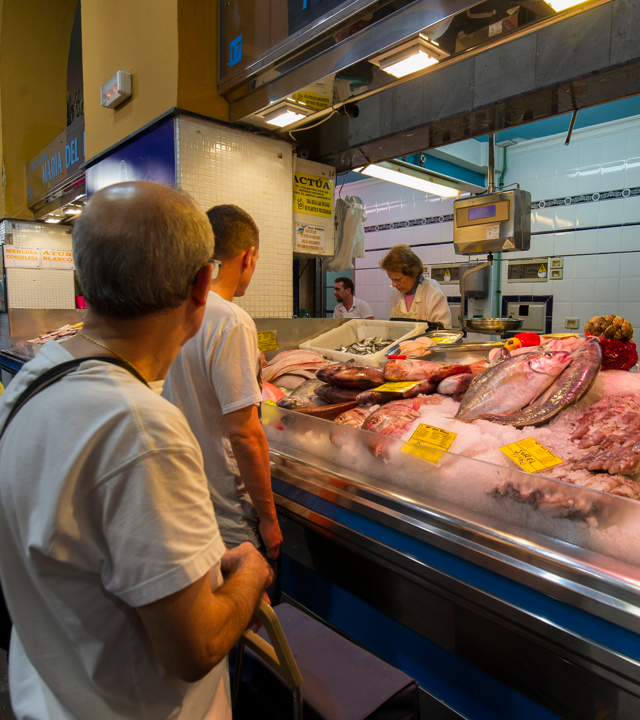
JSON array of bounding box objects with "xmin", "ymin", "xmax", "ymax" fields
[
  {"xmin": 370, "ymin": 35, "xmax": 449, "ymax": 79},
  {"xmin": 64, "ymin": 207, "xmax": 82, "ymax": 215},
  {"xmin": 354, "ymin": 159, "xmax": 461, "ymax": 198},
  {"xmin": 44, "ymin": 217, "xmax": 63, "ymax": 224},
  {"xmin": 260, "ymin": 99, "xmax": 314, "ymax": 128}
]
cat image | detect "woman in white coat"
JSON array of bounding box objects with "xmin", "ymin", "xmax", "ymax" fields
[{"xmin": 380, "ymin": 244, "xmax": 452, "ymax": 327}]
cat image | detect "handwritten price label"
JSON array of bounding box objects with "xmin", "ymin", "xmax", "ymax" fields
[
  {"xmin": 402, "ymin": 423, "xmax": 457, "ymax": 464},
  {"xmin": 257, "ymin": 331, "xmax": 278, "ymax": 352},
  {"xmin": 500, "ymin": 437, "xmax": 563, "ymax": 473}
]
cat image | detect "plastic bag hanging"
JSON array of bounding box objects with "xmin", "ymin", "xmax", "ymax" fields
[{"xmin": 326, "ymin": 196, "xmax": 366, "ymax": 272}]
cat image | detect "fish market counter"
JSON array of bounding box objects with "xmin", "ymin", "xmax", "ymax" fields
[{"xmin": 265, "ymin": 404, "xmax": 640, "ymax": 720}]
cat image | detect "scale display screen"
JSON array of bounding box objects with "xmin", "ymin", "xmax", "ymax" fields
[
  {"xmin": 456, "ymin": 199, "xmax": 510, "ymax": 227},
  {"xmin": 468, "ymin": 204, "xmax": 496, "ymax": 220}
]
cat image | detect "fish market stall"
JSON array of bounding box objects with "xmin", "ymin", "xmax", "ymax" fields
[{"xmin": 261, "ymin": 317, "xmax": 640, "ymax": 720}]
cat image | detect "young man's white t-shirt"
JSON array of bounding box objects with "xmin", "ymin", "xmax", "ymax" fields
[
  {"xmin": 0, "ymin": 341, "xmax": 229, "ymax": 720},
  {"xmin": 163, "ymin": 291, "xmax": 263, "ymax": 549}
]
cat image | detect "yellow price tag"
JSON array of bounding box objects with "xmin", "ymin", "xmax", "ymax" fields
[
  {"xmin": 257, "ymin": 331, "xmax": 278, "ymax": 352},
  {"xmin": 500, "ymin": 437, "xmax": 563, "ymax": 473},
  {"xmin": 402, "ymin": 423, "xmax": 457, "ymax": 464},
  {"xmin": 375, "ymin": 381, "xmax": 420, "ymax": 392},
  {"xmin": 262, "ymin": 400, "xmax": 277, "ymax": 406}
]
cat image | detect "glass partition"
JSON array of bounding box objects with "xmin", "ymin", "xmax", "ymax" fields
[{"xmin": 264, "ymin": 404, "xmax": 640, "ymax": 567}]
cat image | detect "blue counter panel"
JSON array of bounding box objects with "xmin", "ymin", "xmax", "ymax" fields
[
  {"xmin": 274, "ymin": 477, "xmax": 640, "ymax": 662},
  {"xmin": 283, "ymin": 555, "xmax": 562, "ymax": 720}
]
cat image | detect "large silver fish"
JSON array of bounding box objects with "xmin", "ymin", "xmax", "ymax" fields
[
  {"xmin": 479, "ymin": 338, "xmax": 602, "ymax": 427},
  {"xmin": 456, "ymin": 349, "xmax": 572, "ymax": 421},
  {"xmin": 291, "ymin": 378, "xmax": 326, "ymax": 397}
]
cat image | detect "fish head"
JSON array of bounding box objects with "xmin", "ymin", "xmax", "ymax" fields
[
  {"xmin": 384, "ymin": 359, "xmax": 411, "ymax": 380},
  {"xmin": 527, "ymin": 350, "xmax": 572, "ymax": 376}
]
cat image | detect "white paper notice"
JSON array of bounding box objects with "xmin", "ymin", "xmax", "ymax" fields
[
  {"xmin": 41, "ymin": 248, "xmax": 74, "ymax": 270},
  {"xmin": 294, "ymin": 223, "xmax": 326, "ymax": 253},
  {"xmin": 486, "ymin": 223, "xmax": 500, "ymax": 240},
  {"xmin": 3, "ymin": 246, "xmax": 40, "ymax": 268}
]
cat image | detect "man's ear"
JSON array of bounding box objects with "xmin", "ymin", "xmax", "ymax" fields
[
  {"xmin": 191, "ymin": 264, "xmax": 213, "ymax": 307},
  {"xmin": 241, "ymin": 246, "xmax": 256, "ymax": 272}
]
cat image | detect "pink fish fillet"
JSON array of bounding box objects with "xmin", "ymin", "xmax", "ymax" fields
[
  {"xmin": 263, "ymin": 350, "xmax": 327, "ymax": 382},
  {"xmin": 262, "ymin": 381, "xmax": 286, "ymax": 402}
]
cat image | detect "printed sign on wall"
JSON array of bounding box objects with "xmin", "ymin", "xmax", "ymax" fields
[
  {"xmin": 293, "ymin": 171, "xmax": 333, "ymax": 219},
  {"xmin": 3, "ymin": 246, "xmax": 40, "ymax": 268},
  {"xmin": 294, "ymin": 223, "xmax": 326, "ymax": 253},
  {"xmin": 41, "ymin": 248, "xmax": 75, "ymax": 270}
]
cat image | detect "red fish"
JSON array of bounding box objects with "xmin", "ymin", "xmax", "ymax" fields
[
  {"xmin": 314, "ymin": 385, "xmax": 361, "ymax": 404},
  {"xmin": 384, "ymin": 359, "xmax": 441, "ymax": 381},
  {"xmin": 436, "ymin": 373, "xmax": 473, "ymax": 395},
  {"xmin": 324, "ymin": 364, "xmax": 385, "ymax": 389},
  {"xmin": 356, "ymin": 379, "xmax": 437, "ymax": 405}
]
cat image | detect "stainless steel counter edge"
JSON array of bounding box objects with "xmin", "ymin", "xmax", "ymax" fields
[
  {"xmin": 269, "ymin": 445, "xmax": 640, "ymax": 632},
  {"xmin": 274, "ymin": 490, "xmax": 640, "ymax": 694}
]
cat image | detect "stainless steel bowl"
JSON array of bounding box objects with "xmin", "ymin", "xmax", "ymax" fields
[
  {"xmin": 424, "ymin": 329, "xmax": 464, "ymax": 344},
  {"xmin": 463, "ymin": 318, "xmax": 524, "ymax": 335}
]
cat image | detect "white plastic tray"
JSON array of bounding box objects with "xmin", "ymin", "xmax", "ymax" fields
[{"xmin": 299, "ymin": 319, "xmax": 429, "ymax": 367}]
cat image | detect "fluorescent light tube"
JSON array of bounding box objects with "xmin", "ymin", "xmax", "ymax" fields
[
  {"xmin": 355, "ymin": 161, "xmax": 460, "ymax": 198},
  {"xmin": 45, "ymin": 217, "xmax": 63, "ymax": 223}
]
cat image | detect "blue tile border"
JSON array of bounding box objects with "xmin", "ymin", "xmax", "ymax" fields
[{"xmin": 362, "ymin": 185, "xmax": 640, "ymax": 237}]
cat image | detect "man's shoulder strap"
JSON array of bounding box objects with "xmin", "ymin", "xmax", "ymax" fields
[{"xmin": 0, "ymin": 356, "xmax": 148, "ymax": 442}]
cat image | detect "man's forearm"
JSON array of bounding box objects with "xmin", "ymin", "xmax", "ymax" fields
[{"xmin": 229, "ymin": 423, "xmax": 277, "ymax": 522}]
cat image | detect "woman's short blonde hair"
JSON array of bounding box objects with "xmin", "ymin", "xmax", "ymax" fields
[{"xmin": 380, "ymin": 245, "xmax": 423, "ymax": 279}]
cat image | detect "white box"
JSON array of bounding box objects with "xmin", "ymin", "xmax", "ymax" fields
[{"xmin": 299, "ymin": 319, "xmax": 429, "ymax": 367}]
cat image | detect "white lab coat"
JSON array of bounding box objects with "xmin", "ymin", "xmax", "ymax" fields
[{"xmin": 389, "ymin": 277, "xmax": 452, "ymax": 327}]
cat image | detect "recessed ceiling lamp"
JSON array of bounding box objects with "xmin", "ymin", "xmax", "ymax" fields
[
  {"xmin": 354, "ymin": 159, "xmax": 461, "ymax": 198},
  {"xmin": 260, "ymin": 99, "xmax": 314, "ymax": 128},
  {"xmin": 545, "ymin": 0, "xmax": 588, "ymax": 11},
  {"xmin": 64, "ymin": 207, "xmax": 82, "ymax": 215},
  {"xmin": 44, "ymin": 217, "xmax": 63, "ymax": 224},
  {"xmin": 370, "ymin": 35, "xmax": 448, "ymax": 79}
]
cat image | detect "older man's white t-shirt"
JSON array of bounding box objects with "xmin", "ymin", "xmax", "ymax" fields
[
  {"xmin": 0, "ymin": 341, "xmax": 228, "ymax": 720},
  {"xmin": 163, "ymin": 291, "xmax": 263, "ymax": 549},
  {"xmin": 333, "ymin": 297, "xmax": 374, "ymax": 319}
]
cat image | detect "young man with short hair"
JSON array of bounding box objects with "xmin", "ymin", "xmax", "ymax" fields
[
  {"xmin": 332, "ymin": 276, "xmax": 374, "ymax": 319},
  {"xmin": 164, "ymin": 205, "xmax": 282, "ymax": 561}
]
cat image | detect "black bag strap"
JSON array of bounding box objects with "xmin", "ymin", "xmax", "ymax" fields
[{"xmin": 0, "ymin": 356, "xmax": 149, "ymax": 442}]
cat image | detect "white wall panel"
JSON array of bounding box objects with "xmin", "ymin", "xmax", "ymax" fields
[{"xmin": 176, "ymin": 116, "xmax": 293, "ymax": 318}]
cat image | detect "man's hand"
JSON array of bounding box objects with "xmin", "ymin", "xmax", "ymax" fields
[
  {"xmin": 221, "ymin": 542, "xmax": 273, "ymax": 588},
  {"xmin": 259, "ymin": 516, "xmax": 283, "ymax": 560}
]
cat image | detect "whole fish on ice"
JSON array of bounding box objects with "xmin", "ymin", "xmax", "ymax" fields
[
  {"xmin": 455, "ymin": 349, "xmax": 572, "ymax": 421},
  {"xmin": 356, "ymin": 379, "xmax": 437, "ymax": 405},
  {"xmin": 314, "ymin": 385, "xmax": 361, "ymax": 404},
  {"xmin": 480, "ymin": 338, "xmax": 602, "ymax": 427},
  {"xmin": 291, "ymin": 377, "xmax": 327, "ymax": 397},
  {"xmin": 384, "ymin": 359, "xmax": 471, "ymax": 382},
  {"xmin": 318, "ymin": 364, "xmax": 385, "ymax": 389}
]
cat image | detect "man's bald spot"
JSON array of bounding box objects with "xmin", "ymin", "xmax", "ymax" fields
[{"xmin": 84, "ymin": 181, "xmax": 191, "ymax": 231}]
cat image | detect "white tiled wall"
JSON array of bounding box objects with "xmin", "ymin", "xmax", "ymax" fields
[
  {"xmin": 1, "ymin": 220, "xmax": 75, "ymax": 309},
  {"xmin": 347, "ymin": 114, "xmax": 640, "ymax": 335},
  {"xmin": 176, "ymin": 116, "xmax": 294, "ymax": 318},
  {"xmin": 499, "ymin": 115, "xmax": 640, "ymax": 333},
  {"xmin": 346, "ymin": 179, "xmax": 490, "ymax": 329}
]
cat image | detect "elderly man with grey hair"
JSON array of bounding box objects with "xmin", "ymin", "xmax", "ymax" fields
[{"xmin": 0, "ymin": 182, "xmax": 272, "ymax": 720}]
